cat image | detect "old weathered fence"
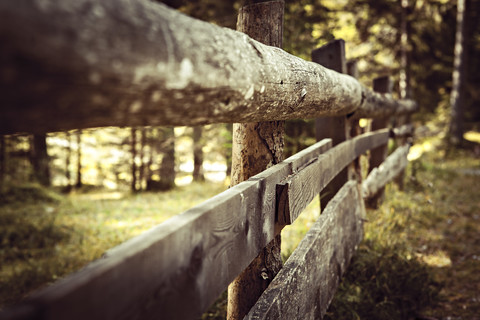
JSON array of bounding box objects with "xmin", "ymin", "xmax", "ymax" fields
[{"xmin": 0, "ymin": 1, "xmax": 416, "ymax": 319}]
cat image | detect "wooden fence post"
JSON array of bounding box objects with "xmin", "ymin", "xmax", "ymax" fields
[
  {"xmin": 311, "ymin": 39, "xmax": 350, "ymax": 209},
  {"xmin": 366, "ymin": 76, "xmax": 391, "ymax": 208},
  {"xmin": 347, "ymin": 60, "xmax": 362, "ymax": 183},
  {"xmin": 228, "ymin": 1, "xmax": 284, "ymax": 319}
]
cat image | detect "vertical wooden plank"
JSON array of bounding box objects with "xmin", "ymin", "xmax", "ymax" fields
[
  {"xmin": 311, "ymin": 39, "xmax": 350, "ymax": 209},
  {"xmin": 228, "ymin": 1, "xmax": 285, "ymax": 319},
  {"xmin": 347, "ymin": 60, "xmax": 362, "ymax": 183},
  {"xmin": 366, "ymin": 76, "xmax": 391, "ymax": 208}
]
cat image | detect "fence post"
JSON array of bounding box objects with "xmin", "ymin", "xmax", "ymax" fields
[
  {"xmin": 228, "ymin": 1, "xmax": 284, "ymax": 319},
  {"xmin": 347, "ymin": 60, "xmax": 362, "ymax": 183},
  {"xmin": 311, "ymin": 39, "xmax": 350, "ymax": 209},
  {"xmin": 366, "ymin": 75, "xmax": 391, "ymax": 208}
]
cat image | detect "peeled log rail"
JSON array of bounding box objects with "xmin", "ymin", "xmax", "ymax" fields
[
  {"xmin": 246, "ymin": 181, "xmax": 365, "ymax": 320},
  {"xmin": 1, "ymin": 0, "xmax": 415, "ymax": 134},
  {"xmin": 277, "ymin": 128, "xmax": 389, "ymax": 224},
  {"xmin": 362, "ymin": 144, "xmax": 411, "ymax": 199}
]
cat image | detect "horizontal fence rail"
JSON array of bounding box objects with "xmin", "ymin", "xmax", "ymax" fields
[
  {"xmin": 0, "ymin": 127, "xmax": 404, "ymax": 320},
  {"xmin": 0, "ymin": 0, "xmax": 416, "ymax": 134},
  {"xmin": 247, "ymin": 181, "xmax": 365, "ymax": 319}
]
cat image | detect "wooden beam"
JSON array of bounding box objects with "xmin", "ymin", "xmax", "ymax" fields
[
  {"xmin": 363, "ymin": 144, "xmax": 411, "ymax": 199},
  {"xmin": 312, "ymin": 40, "xmax": 350, "ymax": 209},
  {"xmin": 0, "ymin": 139, "xmax": 333, "ymax": 320},
  {"xmin": 277, "ymin": 129, "xmax": 389, "ymax": 225},
  {"xmin": 0, "ymin": 0, "xmax": 415, "ymax": 134},
  {"xmin": 246, "ymin": 181, "xmax": 365, "ymax": 320},
  {"xmin": 366, "ymin": 76, "xmax": 392, "ymax": 209}
]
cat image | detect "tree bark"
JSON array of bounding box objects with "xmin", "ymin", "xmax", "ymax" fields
[
  {"xmin": 30, "ymin": 133, "xmax": 51, "ymax": 186},
  {"xmin": 448, "ymin": 0, "xmax": 467, "ymax": 146},
  {"xmin": 228, "ymin": 2, "xmax": 284, "ymax": 319},
  {"xmin": 192, "ymin": 126, "xmax": 205, "ymax": 182}
]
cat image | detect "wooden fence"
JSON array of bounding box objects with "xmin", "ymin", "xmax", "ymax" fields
[{"xmin": 0, "ymin": 1, "xmax": 416, "ymax": 319}]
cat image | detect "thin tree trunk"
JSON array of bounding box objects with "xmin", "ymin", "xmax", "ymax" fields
[
  {"xmin": 75, "ymin": 129, "xmax": 83, "ymax": 189},
  {"xmin": 65, "ymin": 131, "xmax": 72, "ymax": 191},
  {"xmin": 192, "ymin": 126, "xmax": 205, "ymax": 182},
  {"xmin": 159, "ymin": 127, "xmax": 176, "ymax": 190},
  {"xmin": 131, "ymin": 127, "xmax": 138, "ymax": 192},
  {"xmin": 228, "ymin": 2, "xmax": 284, "ymax": 319},
  {"xmin": 449, "ymin": 0, "xmax": 467, "ymax": 145},
  {"xmin": 139, "ymin": 127, "xmax": 146, "ymax": 190},
  {"xmin": 0, "ymin": 135, "xmax": 5, "ymax": 187},
  {"xmin": 30, "ymin": 133, "xmax": 51, "ymax": 186}
]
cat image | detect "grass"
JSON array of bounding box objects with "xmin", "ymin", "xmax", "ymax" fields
[
  {"xmin": 0, "ymin": 181, "xmax": 227, "ymax": 309},
  {"xmin": 1, "ymin": 133, "xmax": 479, "ymax": 319}
]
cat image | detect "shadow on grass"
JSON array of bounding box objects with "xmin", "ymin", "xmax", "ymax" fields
[{"xmin": 324, "ymin": 241, "xmax": 441, "ymax": 320}]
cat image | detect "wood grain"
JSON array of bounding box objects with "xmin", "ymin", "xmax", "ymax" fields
[
  {"xmin": 0, "ymin": 140, "xmax": 333, "ymax": 320},
  {"xmin": 363, "ymin": 144, "xmax": 411, "ymax": 199},
  {"xmin": 246, "ymin": 181, "xmax": 365, "ymax": 319},
  {"xmin": 1, "ymin": 0, "xmax": 414, "ymax": 134},
  {"xmin": 277, "ymin": 129, "xmax": 389, "ymax": 225}
]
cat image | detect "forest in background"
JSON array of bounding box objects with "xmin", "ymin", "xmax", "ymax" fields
[{"xmin": 0, "ymin": 0, "xmax": 479, "ymax": 193}]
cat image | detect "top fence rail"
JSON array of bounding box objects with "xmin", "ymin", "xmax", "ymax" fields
[{"xmin": 0, "ymin": 0, "xmax": 416, "ymax": 134}]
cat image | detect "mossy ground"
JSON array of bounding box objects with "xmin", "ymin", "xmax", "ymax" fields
[{"xmin": 1, "ymin": 133, "xmax": 479, "ymax": 319}]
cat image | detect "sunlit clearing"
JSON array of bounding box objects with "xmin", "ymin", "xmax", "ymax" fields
[
  {"xmin": 359, "ymin": 118, "xmax": 369, "ymax": 128},
  {"xmin": 464, "ymin": 131, "xmax": 480, "ymax": 143},
  {"xmin": 416, "ymin": 250, "xmax": 452, "ymax": 268},
  {"xmin": 408, "ymin": 140, "xmax": 434, "ymax": 161}
]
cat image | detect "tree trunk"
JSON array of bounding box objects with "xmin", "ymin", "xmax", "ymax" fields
[
  {"xmin": 449, "ymin": 0, "xmax": 467, "ymax": 146},
  {"xmin": 75, "ymin": 130, "xmax": 83, "ymax": 189},
  {"xmin": 30, "ymin": 133, "xmax": 51, "ymax": 186},
  {"xmin": 192, "ymin": 126, "xmax": 205, "ymax": 182},
  {"xmin": 131, "ymin": 127, "xmax": 138, "ymax": 192},
  {"xmin": 0, "ymin": 135, "xmax": 5, "ymax": 187},
  {"xmin": 227, "ymin": 2, "xmax": 284, "ymax": 319},
  {"xmin": 65, "ymin": 131, "xmax": 72, "ymax": 192},
  {"xmin": 138, "ymin": 127, "xmax": 146, "ymax": 191},
  {"xmin": 159, "ymin": 127, "xmax": 176, "ymax": 191}
]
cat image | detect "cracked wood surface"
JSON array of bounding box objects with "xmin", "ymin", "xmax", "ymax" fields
[
  {"xmin": 246, "ymin": 181, "xmax": 365, "ymax": 320},
  {"xmin": 0, "ymin": 138, "xmax": 332, "ymax": 320},
  {"xmin": 362, "ymin": 144, "xmax": 411, "ymax": 199},
  {"xmin": 276, "ymin": 129, "xmax": 389, "ymax": 225},
  {"xmin": 1, "ymin": 0, "xmax": 415, "ymax": 134}
]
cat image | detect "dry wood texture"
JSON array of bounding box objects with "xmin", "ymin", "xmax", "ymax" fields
[
  {"xmin": 363, "ymin": 144, "xmax": 411, "ymax": 199},
  {"xmin": 228, "ymin": 2, "xmax": 285, "ymax": 319},
  {"xmin": 0, "ymin": 139, "xmax": 333, "ymax": 320},
  {"xmin": 246, "ymin": 181, "xmax": 365, "ymax": 319},
  {"xmin": 0, "ymin": 0, "xmax": 414, "ymax": 134},
  {"xmin": 312, "ymin": 40, "xmax": 350, "ymax": 209},
  {"xmin": 277, "ymin": 129, "xmax": 389, "ymax": 225}
]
